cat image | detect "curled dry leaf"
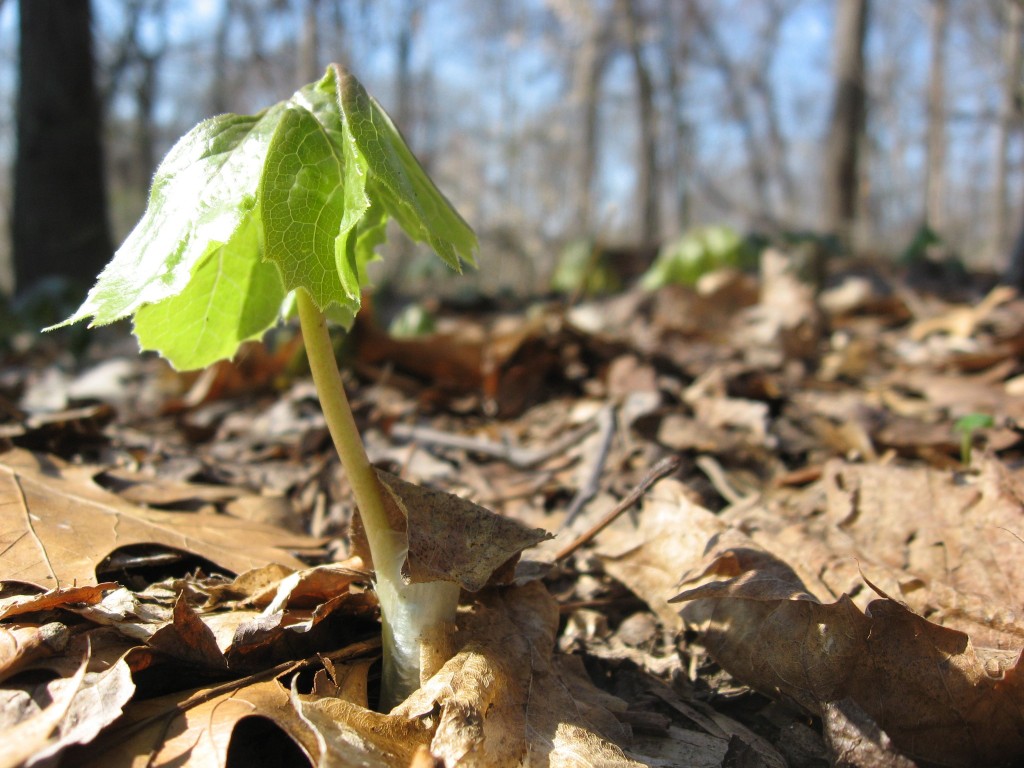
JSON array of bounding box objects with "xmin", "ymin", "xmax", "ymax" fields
[
  {"xmin": 399, "ymin": 581, "xmax": 643, "ymax": 768},
  {"xmin": 0, "ymin": 448, "xmax": 320, "ymax": 589},
  {"xmin": 672, "ymin": 545, "xmax": 1024, "ymax": 767},
  {"xmin": 148, "ymin": 591, "xmax": 229, "ymax": 671},
  {"xmin": 290, "ymin": 582, "xmax": 643, "ymax": 767},
  {"xmin": 0, "ymin": 622, "xmax": 70, "ymax": 683},
  {"xmin": 0, "ymin": 583, "xmax": 117, "ymax": 621},
  {"xmin": 0, "ymin": 647, "xmax": 135, "ymax": 768},
  {"xmin": 374, "ymin": 470, "xmax": 552, "ymax": 590}
]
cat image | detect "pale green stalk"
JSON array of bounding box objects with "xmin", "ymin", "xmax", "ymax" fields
[{"xmin": 296, "ymin": 288, "xmax": 458, "ymax": 710}]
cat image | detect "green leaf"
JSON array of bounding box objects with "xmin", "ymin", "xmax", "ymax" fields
[
  {"xmin": 52, "ymin": 63, "xmax": 477, "ymax": 371},
  {"xmin": 334, "ymin": 70, "xmax": 477, "ymax": 273},
  {"xmin": 132, "ymin": 212, "xmax": 286, "ymax": 370},
  {"xmin": 259, "ymin": 104, "xmax": 363, "ymax": 313},
  {"xmin": 52, "ymin": 106, "xmax": 286, "ymax": 328}
]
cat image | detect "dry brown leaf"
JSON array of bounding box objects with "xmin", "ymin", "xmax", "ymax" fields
[
  {"xmin": 909, "ymin": 284, "xmax": 1016, "ymax": 341},
  {"xmin": 0, "ymin": 647, "xmax": 135, "ymax": 767},
  {"xmin": 0, "ymin": 448, "xmax": 320, "ymax": 589},
  {"xmin": 97, "ymin": 467, "xmax": 247, "ymax": 507},
  {"xmin": 295, "ymin": 691, "xmax": 431, "ymax": 766},
  {"xmin": 76, "ymin": 675, "xmax": 322, "ymax": 767},
  {"xmin": 0, "ymin": 654, "xmax": 89, "ymax": 768},
  {"xmin": 148, "ymin": 591, "xmax": 229, "ymax": 671},
  {"xmin": 289, "ymin": 582, "xmax": 646, "ymax": 767},
  {"xmin": 734, "ymin": 248, "xmax": 823, "ymax": 366},
  {"xmin": 0, "ymin": 582, "xmax": 116, "ymax": 621},
  {"xmin": 673, "ymin": 545, "xmax": 1024, "ymax": 767},
  {"xmin": 376, "ymin": 470, "xmax": 552, "ymax": 591},
  {"xmin": 0, "ymin": 622, "xmax": 70, "ymax": 682},
  {"xmin": 815, "ymin": 458, "xmax": 1024, "ymax": 647},
  {"xmin": 252, "ymin": 560, "xmax": 369, "ymax": 611},
  {"xmin": 596, "ymin": 478, "xmax": 728, "ymax": 631},
  {"xmin": 398, "ymin": 582, "xmax": 645, "ymax": 768}
]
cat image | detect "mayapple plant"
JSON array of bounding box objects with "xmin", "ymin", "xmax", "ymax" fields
[{"xmin": 52, "ymin": 64, "xmax": 486, "ymax": 709}]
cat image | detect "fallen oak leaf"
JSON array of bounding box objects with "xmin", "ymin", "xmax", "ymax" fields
[
  {"xmin": 76, "ymin": 674, "xmax": 320, "ymax": 767},
  {"xmin": 672, "ymin": 546, "xmax": 1024, "ymax": 767},
  {"xmin": 0, "ymin": 448, "xmax": 321, "ymax": 589},
  {"xmin": 285, "ymin": 582, "xmax": 645, "ymax": 767},
  {"xmin": 294, "ymin": 688, "xmax": 432, "ymax": 766},
  {"xmin": 148, "ymin": 590, "xmax": 229, "ymax": 671},
  {"xmin": 0, "ymin": 645, "xmax": 135, "ymax": 768}
]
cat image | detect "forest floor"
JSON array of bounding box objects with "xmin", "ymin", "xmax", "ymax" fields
[{"xmin": 0, "ymin": 253, "xmax": 1022, "ymax": 767}]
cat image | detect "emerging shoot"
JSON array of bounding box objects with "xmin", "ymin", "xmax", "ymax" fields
[{"xmin": 52, "ymin": 64, "xmax": 477, "ymax": 708}]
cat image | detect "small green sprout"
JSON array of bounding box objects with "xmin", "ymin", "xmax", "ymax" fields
[
  {"xmin": 639, "ymin": 225, "xmax": 756, "ymax": 290},
  {"xmin": 953, "ymin": 412, "xmax": 995, "ymax": 465},
  {"xmin": 51, "ymin": 64, "xmax": 478, "ymax": 709}
]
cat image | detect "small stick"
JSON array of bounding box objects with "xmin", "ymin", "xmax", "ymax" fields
[
  {"xmin": 389, "ymin": 418, "xmax": 598, "ymax": 469},
  {"xmin": 554, "ymin": 454, "xmax": 682, "ymax": 562},
  {"xmin": 560, "ymin": 405, "xmax": 617, "ymax": 529}
]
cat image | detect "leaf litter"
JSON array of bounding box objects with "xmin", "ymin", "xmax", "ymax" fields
[{"xmin": 2, "ymin": 255, "xmax": 1024, "ymax": 766}]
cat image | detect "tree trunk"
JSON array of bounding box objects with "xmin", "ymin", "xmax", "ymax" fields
[
  {"xmin": 661, "ymin": 1, "xmax": 693, "ymax": 233},
  {"xmin": 13, "ymin": 0, "xmax": 112, "ymax": 293},
  {"xmin": 299, "ymin": 0, "xmax": 322, "ymax": 83},
  {"xmin": 619, "ymin": 0, "xmax": 660, "ymax": 246},
  {"xmin": 208, "ymin": 0, "xmax": 236, "ymax": 114},
  {"xmin": 1007, "ymin": 204, "xmax": 1024, "ymax": 287},
  {"xmin": 925, "ymin": 0, "xmax": 948, "ymax": 233},
  {"xmin": 690, "ymin": 4, "xmax": 774, "ymax": 224},
  {"xmin": 995, "ymin": 0, "xmax": 1023, "ymax": 267},
  {"xmin": 823, "ymin": 0, "xmax": 870, "ymax": 248},
  {"xmin": 572, "ymin": 6, "xmax": 614, "ymax": 236}
]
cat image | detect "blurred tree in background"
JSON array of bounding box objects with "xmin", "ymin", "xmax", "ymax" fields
[
  {"xmin": 2, "ymin": 0, "xmax": 1023, "ymax": 298},
  {"xmin": 13, "ymin": 0, "xmax": 111, "ymax": 294}
]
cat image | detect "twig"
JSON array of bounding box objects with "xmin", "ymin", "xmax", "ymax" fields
[
  {"xmin": 560, "ymin": 405, "xmax": 617, "ymax": 529},
  {"xmin": 554, "ymin": 454, "xmax": 682, "ymax": 562},
  {"xmin": 388, "ymin": 418, "xmax": 598, "ymax": 469},
  {"xmin": 695, "ymin": 455, "xmax": 747, "ymax": 506}
]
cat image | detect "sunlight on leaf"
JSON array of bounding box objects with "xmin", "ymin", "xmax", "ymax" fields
[{"xmin": 52, "ymin": 64, "xmax": 476, "ymax": 371}]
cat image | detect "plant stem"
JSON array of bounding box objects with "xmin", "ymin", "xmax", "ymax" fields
[
  {"xmin": 296, "ymin": 288, "xmax": 458, "ymax": 710},
  {"xmin": 296, "ymin": 289, "xmax": 399, "ymax": 572}
]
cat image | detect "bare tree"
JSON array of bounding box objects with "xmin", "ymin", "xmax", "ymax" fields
[
  {"xmin": 564, "ymin": 1, "xmax": 615, "ymax": 236},
  {"xmin": 925, "ymin": 0, "xmax": 948, "ymax": 233},
  {"xmin": 823, "ymin": 0, "xmax": 871, "ymax": 247},
  {"xmin": 995, "ymin": 0, "xmax": 1023, "ymax": 265},
  {"xmin": 658, "ymin": 1, "xmax": 695, "ymax": 233},
  {"xmin": 299, "ymin": 0, "xmax": 322, "ymax": 83},
  {"xmin": 690, "ymin": 3, "xmax": 772, "ymax": 220},
  {"xmin": 394, "ymin": 0, "xmax": 422, "ymax": 133},
  {"xmin": 749, "ymin": 0, "xmax": 797, "ymax": 222},
  {"xmin": 13, "ymin": 0, "xmax": 111, "ymax": 293},
  {"xmin": 618, "ymin": 0, "xmax": 659, "ymax": 245}
]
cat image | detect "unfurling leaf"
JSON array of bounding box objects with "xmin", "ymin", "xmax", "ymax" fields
[{"xmin": 51, "ymin": 64, "xmax": 476, "ymax": 371}]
